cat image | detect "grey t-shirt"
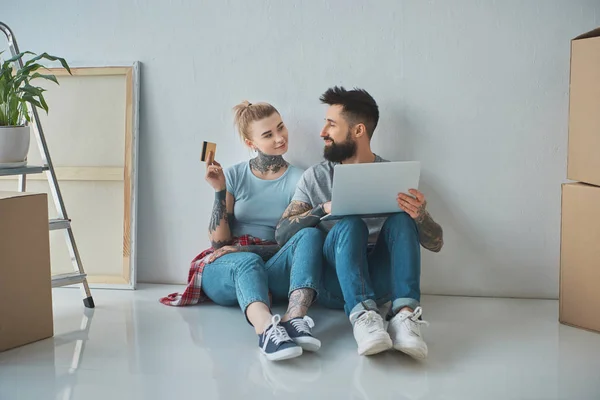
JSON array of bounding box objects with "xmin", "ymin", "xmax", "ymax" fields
[{"xmin": 292, "ymin": 155, "xmax": 389, "ymax": 243}]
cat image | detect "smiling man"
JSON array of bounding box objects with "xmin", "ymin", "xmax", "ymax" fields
[{"xmin": 275, "ymin": 86, "xmax": 444, "ymax": 359}]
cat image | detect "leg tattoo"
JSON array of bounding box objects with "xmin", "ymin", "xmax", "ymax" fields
[{"xmin": 283, "ymin": 288, "xmax": 315, "ymax": 321}]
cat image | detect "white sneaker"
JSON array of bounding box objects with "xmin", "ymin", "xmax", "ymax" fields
[
  {"xmin": 349, "ymin": 310, "xmax": 393, "ymax": 356},
  {"xmin": 387, "ymin": 306, "xmax": 429, "ymax": 359}
]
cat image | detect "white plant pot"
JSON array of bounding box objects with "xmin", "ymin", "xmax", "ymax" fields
[{"xmin": 0, "ymin": 125, "xmax": 31, "ymax": 167}]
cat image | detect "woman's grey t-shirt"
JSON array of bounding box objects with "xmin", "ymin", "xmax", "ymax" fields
[{"xmin": 291, "ymin": 155, "xmax": 388, "ymax": 243}]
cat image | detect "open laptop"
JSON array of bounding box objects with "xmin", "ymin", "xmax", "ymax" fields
[{"xmin": 320, "ymin": 161, "xmax": 421, "ymax": 221}]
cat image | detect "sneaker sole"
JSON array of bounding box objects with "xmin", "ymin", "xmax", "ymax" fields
[
  {"xmin": 261, "ymin": 346, "xmax": 303, "ymax": 361},
  {"xmin": 293, "ymin": 336, "xmax": 321, "ymax": 352},
  {"xmin": 393, "ymin": 342, "xmax": 428, "ymax": 360},
  {"xmin": 358, "ymin": 336, "xmax": 393, "ymax": 356}
]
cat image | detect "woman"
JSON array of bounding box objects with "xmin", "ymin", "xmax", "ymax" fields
[{"xmin": 202, "ymin": 101, "xmax": 323, "ymax": 361}]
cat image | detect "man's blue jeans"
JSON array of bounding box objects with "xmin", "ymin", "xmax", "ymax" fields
[
  {"xmin": 318, "ymin": 213, "xmax": 421, "ymax": 318},
  {"xmin": 202, "ymin": 228, "xmax": 325, "ymax": 323}
]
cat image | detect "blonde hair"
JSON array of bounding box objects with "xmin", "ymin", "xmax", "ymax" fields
[{"xmin": 232, "ymin": 100, "xmax": 279, "ymax": 142}]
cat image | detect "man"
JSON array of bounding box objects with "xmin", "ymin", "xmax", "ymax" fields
[{"xmin": 275, "ymin": 86, "xmax": 443, "ymax": 359}]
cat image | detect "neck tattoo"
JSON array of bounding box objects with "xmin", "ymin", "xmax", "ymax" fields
[{"xmin": 250, "ymin": 150, "xmax": 288, "ymax": 174}]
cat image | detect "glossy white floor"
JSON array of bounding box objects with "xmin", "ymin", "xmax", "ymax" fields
[{"xmin": 1, "ymin": 284, "xmax": 599, "ymax": 400}]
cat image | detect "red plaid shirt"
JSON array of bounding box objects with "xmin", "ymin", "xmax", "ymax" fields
[{"xmin": 160, "ymin": 235, "xmax": 275, "ymax": 306}]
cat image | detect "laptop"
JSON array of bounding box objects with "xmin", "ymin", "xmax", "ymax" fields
[{"xmin": 320, "ymin": 161, "xmax": 421, "ymax": 221}]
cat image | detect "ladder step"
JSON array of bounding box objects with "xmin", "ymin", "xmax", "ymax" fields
[
  {"xmin": 2, "ymin": 21, "xmax": 94, "ymax": 307},
  {"xmin": 52, "ymin": 272, "xmax": 87, "ymax": 288},
  {"xmin": 49, "ymin": 218, "xmax": 71, "ymax": 231},
  {"xmin": 0, "ymin": 165, "xmax": 49, "ymax": 177}
]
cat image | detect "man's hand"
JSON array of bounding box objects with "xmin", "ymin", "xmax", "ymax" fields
[
  {"xmin": 323, "ymin": 201, "xmax": 331, "ymax": 215},
  {"xmin": 207, "ymin": 245, "xmax": 239, "ymax": 263},
  {"xmin": 397, "ymin": 189, "xmax": 427, "ymax": 220},
  {"xmin": 397, "ymin": 188, "xmax": 444, "ymax": 253}
]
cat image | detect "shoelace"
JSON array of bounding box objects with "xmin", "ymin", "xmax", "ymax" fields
[
  {"xmin": 290, "ymin": 316, "xmax": 315, "ymax": 334},
  {"xmin": 350, "ymin": 310, "xmax": 383, "ymax": 332},
  {"xmin": 262, "ymin": 315, "xmax": 292, "ymax": 351},
  {"xmin": 397, "ymin": 306, "xmax": 430, "ymax": 327}
]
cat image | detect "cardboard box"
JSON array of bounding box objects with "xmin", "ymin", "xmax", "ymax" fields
[
  {"xmin": 567, "ymin": 27, "xmax": 600, "ymax": 186},
  {"xmin": 559, "ymin": 183, "xmax": 600, "ymax": 333},
  {"xmin": 0, "ymin": 191, "xmax": 54, "ymax": 351}
]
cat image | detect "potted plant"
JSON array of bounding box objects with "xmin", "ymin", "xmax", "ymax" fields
[{"xmin": 0, "ymin": 51, "xmax": 71, "ymax": 167}]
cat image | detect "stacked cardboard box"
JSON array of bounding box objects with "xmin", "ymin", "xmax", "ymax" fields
[
  {"xmin": 0, "ymin": 192, "xmax": 54, "ymax": 352},
  {"xmin": 559, "ymin": 27, "xmax": 600, "ymax": 334}
]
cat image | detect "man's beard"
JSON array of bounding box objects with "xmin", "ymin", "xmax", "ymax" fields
[{"xmin": 323, "ymin": 130, "xmax": 357, "ymax": 163}]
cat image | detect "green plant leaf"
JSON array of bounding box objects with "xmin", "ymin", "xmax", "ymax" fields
[
  {"xmin": 21, "ymin": 84, "xmax": 46, "ymax": 97},
  {"xmin": 16, "ymin": 63, "xmax": 43, "ymax": 76},
  {"xmin": 0, "ymin": 49, "xmax": 70, "ymax": 126},
  {"xmin": 14, "ymin": 72, "xmax": 59, "ymax": 89},
  {"xmin": 39, "ymin": 93, "xmax": 49, "ymax": 113},
  {"xmin": 29, "ymin": 73, "xmax": 59, "ymax": 85},
  {"xmin": 20, "ymin": 94, "xmax": 42, "ymax": 109},
  {"xmin": 9, "ymin": 96, "xmax": 22, "ymax": 125},
  {"xmin": 25, "ymin": 52, "xmax": 71, "ymax": 74},
  {"xmin": 20, "ymin": 102, "xmax": 30, "ymax": 123},
  {"xmin": 1, "ymin": 60, "xmax": 14, "ymax": 76},
  {"xmin": 23, "ymin": 52, "xmax": 46, "ymax": 66},
  {"xmin": 12, "ymin": 75, "xmax": 29, "ymax": 88},
  {"xmin": 5, "ymin": 51, "xmax": 35, "ymax": 64},
  {"xmin": 0, "ymin": 104, "xmax": 8, "ymax": 125}
]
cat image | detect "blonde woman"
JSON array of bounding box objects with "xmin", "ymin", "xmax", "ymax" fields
[{"xmin": 201, "ymin": 101, "xmax": 323, "ymax": 361}]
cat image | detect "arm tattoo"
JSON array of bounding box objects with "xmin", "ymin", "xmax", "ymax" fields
[
  {"xmin": 415, "ymin": 210, "xmax": 444, "ymax": 252},
  {"xmin": 208, "ymin": 190, "xmax": 232, "ymax": 249},
  {"xmin": 210, "ymin": 239, "xmax": 231, "ymax": 249},
  {"xmin": 237, "ymin": 244, "xmax": 281, "ymax": 261},
  {"xmin": 283, "ymin": 288, "xmax": 316, "ymax": 320},
  {"xmin": 209, "ymin": 190, "xmax": 227, "ymax": 232},
  {"xmin": 275, "ymin": 201, "xmax": 326, "ymax": 246}
]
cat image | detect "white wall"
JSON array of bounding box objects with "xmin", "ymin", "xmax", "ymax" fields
[{"xmin": 4, "ymin": 0, "xmax": 599, "ymax": 298}]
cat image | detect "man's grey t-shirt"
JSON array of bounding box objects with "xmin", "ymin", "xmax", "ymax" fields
[{"xmin": 292, "ymin": 155, "xmax": 389, "ymax": 243}]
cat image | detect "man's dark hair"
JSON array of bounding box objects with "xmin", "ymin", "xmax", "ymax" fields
[{"xmin": 319, "ymin": 86, "xmax": 379, "ymax": 139}]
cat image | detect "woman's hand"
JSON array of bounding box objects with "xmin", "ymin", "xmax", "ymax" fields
[
  {"xmin": 206, "ymin": 245, "xmax": 240, "ymax": 263},
  {"xmin": 204, "ymin": 151, "xmax": 226, "ymax": 191}
]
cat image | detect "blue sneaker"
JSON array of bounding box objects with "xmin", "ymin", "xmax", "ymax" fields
[
  {"xmin": 281, "ymin": 316, "xmax": 321, "ymax": 352},
  {"xmin": 258, "ymin": 315, "xmax": 303, "ymax": 361}
]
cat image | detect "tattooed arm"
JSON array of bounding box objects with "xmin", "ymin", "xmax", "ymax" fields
[
  {"xmin": 204, "ymin": 153, "xmax": 237, "ymax": 249},
  {"xmin": 415, "ymin": 210, "xmax": 444, "ymax": 252},
  {"xmin": 397, "ymin": 189, "xmax": 444, "ymax": 252},
  {"xmin": 208, "ymin": 190, "xmax": 235, "ymax": 249},
  {"xmin": 274, "ymin": 201, "xmax": 327, "ymax": 246}
]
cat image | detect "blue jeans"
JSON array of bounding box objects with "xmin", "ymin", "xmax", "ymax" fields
[
  {"xmin": 202, "ymin": 252, "xmax": 270, "ymax": 319},
  {"xmin": 202, "ymin": 228, "xmax": 325, "ymax": 323},
  {"xmin": 318, "ymin": 213, "xmax": 421, "ymax": 317},
  {"xmin": 264, "ymin": 227, "xmax": 325, "ymax": 302}
]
